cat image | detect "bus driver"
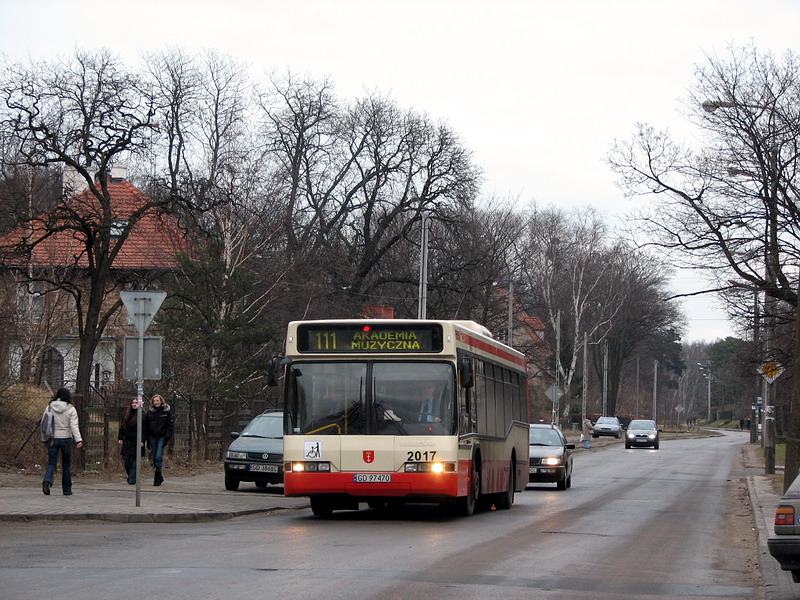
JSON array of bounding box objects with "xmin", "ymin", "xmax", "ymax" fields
[{"xmin": 418, "ymin": 382, "xmax": 442, "ymax": 423}]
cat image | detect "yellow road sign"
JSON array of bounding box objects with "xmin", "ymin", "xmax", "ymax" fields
[{"xmin": 758, "ymin": 361, "xmax": 784, "ymax": 384}]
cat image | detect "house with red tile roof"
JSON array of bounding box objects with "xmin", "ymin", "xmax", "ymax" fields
[{"xmin": 0, "ymin": 172, "xmax": 188, "ymax": 391}]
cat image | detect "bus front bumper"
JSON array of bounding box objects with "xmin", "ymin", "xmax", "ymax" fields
[{"xmin": 284, "ymin": 471, "xmax": 460, "ymax": 498}]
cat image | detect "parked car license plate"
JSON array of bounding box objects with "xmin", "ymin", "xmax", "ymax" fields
[
  {"xmin": 250, "ymin": 464, "xmax": 279, "ymax": 473},
  {"xmin": 353, "ymin": 473, "xmax": 391, "ymax": 483}
]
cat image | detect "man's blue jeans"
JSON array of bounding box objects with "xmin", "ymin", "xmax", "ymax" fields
[
  {"xmin": 44, "ymin": 438, "xmax": 73, "ymax": 494},
  {"xmin": 149, "ymin": 437, "xmax": 166, "ymax": 470}
]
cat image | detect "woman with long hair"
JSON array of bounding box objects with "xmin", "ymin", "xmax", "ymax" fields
[
  {"xmin": 41, "ymin": 387, "xmax": 84, "ymax": 495},
  {"xmin": 143, "ymin": 394, "xmax": 174, "ymax": 486},
  {"xmin": 117, "ymin": 398, "xmax": 142, "ymax": 484}
]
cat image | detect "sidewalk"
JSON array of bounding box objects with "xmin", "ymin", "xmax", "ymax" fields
[
  {"xmin": 0, "ymin": 469, "xmax": 308, "ymax": 523},
  {"xmin": 741, "ymin": 443, "xmax": 797, "ymax": 598}
]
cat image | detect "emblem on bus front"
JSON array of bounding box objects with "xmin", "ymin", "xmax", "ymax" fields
[{"xmin": 363, "ymin": 450, "xmax": 375, "ymax": 463}]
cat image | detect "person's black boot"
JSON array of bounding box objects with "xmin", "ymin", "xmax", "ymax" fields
[{"xmin": 154, "ymin": 470, "xmax": 163, "ymax": 486}]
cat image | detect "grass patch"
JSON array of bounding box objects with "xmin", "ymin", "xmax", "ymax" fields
[{"xmin": 0, "ymin": 384, "xmax": 52, "ymax": 467}]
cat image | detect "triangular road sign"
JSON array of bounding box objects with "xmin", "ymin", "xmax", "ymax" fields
[{"xmin": 121, "ymin": 290, "xmax": 167, "ymax": 335}]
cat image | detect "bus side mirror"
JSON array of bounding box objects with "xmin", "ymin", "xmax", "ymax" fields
[
  {"xmin": 459, "ymin": 358, "xmax": 473, "ymax": 389},
  {"xmin": 267, "ymin": 357, "xmax": 291, "ymax": 387}
]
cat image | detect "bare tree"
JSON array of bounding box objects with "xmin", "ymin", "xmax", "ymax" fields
[
  {"xmin": 0, "ymin": 48, "xmax": 174, "ymax": 407},
  {"xmin": 517, "ymin": 207, "xmax": 624, "ymax": 401},
  {"xmin": 608, "ymin": 43, "xmax": 800, "ymax": 486},
  {"xmin": 609, "ymin": 45, "xmax": 800, "ymax": 327},
  {"xmin": 143, "ymin": 50, "xmax": 286, "ymax": 399},
  {"xmin": 257, "ymin": 76, "xmax": 481, "ymax": 318}
]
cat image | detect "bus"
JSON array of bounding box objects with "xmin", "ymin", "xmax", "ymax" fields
[{"xmin": 270, "ymin": 319, "xmax": 530, "ymax": 517}]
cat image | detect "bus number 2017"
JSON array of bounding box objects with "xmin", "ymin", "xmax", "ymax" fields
[{"xmin": 407, "ymin": 450, "xmax": 436, "ymax": 461}]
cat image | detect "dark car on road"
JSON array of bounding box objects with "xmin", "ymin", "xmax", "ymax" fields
[
  {"xmin": 624, "ymin": 419, "xmax": 661, "ymax": 449},
  {"xmin": 769, "ymin": 472, "xmax": 800, "ymax": 582},
  {"xmin": 528, "ymin": 423, "xmax": 575, "ymax": 490},
  {"xmin": 592, "ymin": 416, "xmax": 622, "ymax": 439},
  {"xmin": 224, "ymin": 410, "xmax": 284, "ymax": 491}
]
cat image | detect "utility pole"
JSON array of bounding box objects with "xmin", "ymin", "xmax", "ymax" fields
[
  {"xmin": 635, "ymin": 354, "xmax": 640, "ymax": 418},
  {"xmin": 507, "ymin": 281, "xmax": 513, "ymax": 347},
  {"xmin": 602, "ymin": 343, "xmax": 608, "ymax": 415},
  {"xmin": 417, "ymin": 215, "xmax": 429, "ymax": 319},
  {"xmin": 652, "ymin": 360, "xmax": 658, "ymax": 421}
]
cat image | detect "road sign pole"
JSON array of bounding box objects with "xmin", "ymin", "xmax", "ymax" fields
[
  {"xmin": 121, "ymin": 290, "xmax": 166, "ymax": 508},
  {"xmin": 135, "ymin": 297, "xmax": 145, "ymax": 507}
]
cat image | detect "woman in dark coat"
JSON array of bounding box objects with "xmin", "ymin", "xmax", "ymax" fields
[
  {"xmin": 143, "ymin": 394, "xmax": 174, "ymax": 486},
  {"xmin": 117, "ymin": 398, "xmax": 142, "ymax": 484}
]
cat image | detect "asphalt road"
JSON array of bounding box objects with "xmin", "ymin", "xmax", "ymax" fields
[{"xmin": 0, "ymin": 429, "xmax": 761, "ymax": 599}]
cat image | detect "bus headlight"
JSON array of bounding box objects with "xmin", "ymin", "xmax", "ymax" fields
[
  {"xmin": 289, "ymin": 461, "xmax": 332, "ymax": 472},
  {"xmin": 405, "ymin": 462, "xmax": 455, "ymax": 473}
]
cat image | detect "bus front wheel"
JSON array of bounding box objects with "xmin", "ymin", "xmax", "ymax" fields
[
  {"xmin": 311, "ymin": 497, "xmax": 333, "ymax": 517},
  {"xmin": 458, "ymin": 459, "xmax": 480, "ymax": 517}
]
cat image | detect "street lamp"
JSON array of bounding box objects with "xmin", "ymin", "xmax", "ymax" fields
[
  {"xmin": 702, "ymin": 99, "xmax": 737, "ymax": 112},
  {"xmin": 697, "ymin": 362, "xmax": 712, "ymax": 423}
]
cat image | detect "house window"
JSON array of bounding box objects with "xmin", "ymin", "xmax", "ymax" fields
[
  {"xmin": 110, "ymin": 220, "xmax": 127, "ymax": 238},
  {"xmin": 41, "ymin": 347, "xmax": 64, "ymax": 390},
  {"xmin": 17, "ymin": 281, "xmax": 44, "ymax": 320}
]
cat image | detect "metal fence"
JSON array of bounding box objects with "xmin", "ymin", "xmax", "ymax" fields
[{"xmin": 6, "ymin": 384, "xmax": 283, "ymax": 471}]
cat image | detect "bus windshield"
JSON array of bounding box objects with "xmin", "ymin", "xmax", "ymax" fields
[{"xmin": 286, "ymin": 361, "xmax": 455, "ymax": 436}]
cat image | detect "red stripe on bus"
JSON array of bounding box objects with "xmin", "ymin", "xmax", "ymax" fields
[
  {"xmin": 455, "ymin": 331, "xmax": 527, "ymax": 368},
  {"xmin": 284, "ymin": 472, "xmax": 460, "ymax": 497}
]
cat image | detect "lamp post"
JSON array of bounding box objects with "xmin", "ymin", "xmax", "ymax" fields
[{"xmin": 697, "ymin": 362, "xmax": 712, "ymax": 423}]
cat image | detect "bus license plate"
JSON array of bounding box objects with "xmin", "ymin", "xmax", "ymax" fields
[
  {"xmin": 250, "ymin": 464, "xmax": 279, "ymax": 473},
  {"xmin": 353, "ymin": 473, "xmax": 391, "ymax": 483}
]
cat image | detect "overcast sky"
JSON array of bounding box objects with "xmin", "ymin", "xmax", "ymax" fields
[{"xmin": 2, "ymin": 0, "xmax": 799, "ymax": 343}]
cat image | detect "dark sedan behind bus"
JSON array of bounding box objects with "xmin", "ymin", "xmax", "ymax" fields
[{"xmin": 528, "ymin": 423, "xmax": 574, "ymax": 490}]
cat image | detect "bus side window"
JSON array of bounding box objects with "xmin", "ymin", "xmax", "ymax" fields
[{"xmin": 458, "ymin": 386, "xmax": 470, "ymax": 433}]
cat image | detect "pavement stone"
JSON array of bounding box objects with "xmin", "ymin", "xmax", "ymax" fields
[{"xmin": 0, "ymin": 468, "xmax": 308, "ymax": 523}]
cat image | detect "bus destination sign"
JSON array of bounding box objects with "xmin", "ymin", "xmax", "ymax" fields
[{"xmin": 297, "ymin": 323, "xmax": 443, "ymax": 353}]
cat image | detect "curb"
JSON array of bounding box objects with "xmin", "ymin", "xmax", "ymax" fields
[{"xmin": 0, "ymin": 506, "xmax": 301, "ymax": 523}]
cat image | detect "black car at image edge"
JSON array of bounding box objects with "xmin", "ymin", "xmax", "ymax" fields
[
  {"xmin": 769, "ymin": 471, "xmax": 800, "ymax": 582},
  {"xmin": 224, "ymin": 410, "xmax": 284, "ymax": 491}
]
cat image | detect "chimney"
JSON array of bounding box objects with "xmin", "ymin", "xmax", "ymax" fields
[
  {"xmin": 110, "ymin": 164, "xmax": 128, "ymax": 181},
  {"xmin": 362, "ymin": 304, "xmax": 395, "ymax": 319},
  {"xmin": 62, "ymin": 166, "xmax": 89, "ymax": 196}
]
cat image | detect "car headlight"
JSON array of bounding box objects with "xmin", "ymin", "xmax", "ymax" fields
[
  {"xmin": 627, "ymin": 433, "xmax": 635, "ymax": 439},
  {"xmin": 226, "ymin": 451, "xmax": 247, "ymax": 459},
  {"xmin": 648, "ymin": 434, "xmax": 657, "ymax": 439},
  {"xmin": 542, "ymin": 457, "xmax": 562, "ymax": 466}
]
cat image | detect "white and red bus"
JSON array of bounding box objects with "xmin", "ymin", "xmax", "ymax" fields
[{"xmin": 271, "ymin": 319, "xmax": 529, "ymax": 517}]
